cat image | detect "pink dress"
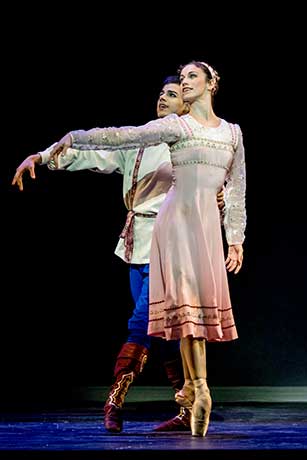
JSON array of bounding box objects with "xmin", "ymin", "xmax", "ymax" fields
[
  {"xmin": 147, "ymin": 115, "xmax": 246, "ymax": 341},
  {"xmin": 71, "ymin": 113, "xmax": 246, "ymax": 341}
]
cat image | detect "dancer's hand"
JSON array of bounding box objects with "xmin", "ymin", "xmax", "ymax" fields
[
  {"xmin": 216, "ymin": 188, "xmax": 225, "ymax": 210},
  {"xmin": 12, "ymin": 153, "xmax": 41, "ymax": 191},
  {"xmin": 225, "ymin": 244, "xmax": 243, "ymax": 274},
  {"xmin": 49, "ymin": 133, "xmax": 72, "ymax": 168}
]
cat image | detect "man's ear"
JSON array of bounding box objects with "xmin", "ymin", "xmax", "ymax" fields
[{"xmin": 182, "ymin": 102, "xmax": 190, "ymax": 114}]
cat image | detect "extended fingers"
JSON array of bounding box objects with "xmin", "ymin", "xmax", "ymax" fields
[
  {"xmin": 30, "ymin": 165, "xmax": 36, "ymax": 179},
  {"xmin": 50, "ymin": 144, "xmax": 65, "ymax": 168},
  {"xmin": 50, "ymin": 145, "xmax": 63, "ymax": 158},
  {"xmin": 226, "ymin": 257, "xmax": 237, "ymax": 272},
  {"xmin": 234, "ymin": 261, "xmax": 242, "ymax": 274},
  {"xmin": 225, "ymin": 250, "xmax": 243, "ymax": 274},
  {"xmin": 12, "ymin": 171, "xmax": 23, "ymax": 191}
]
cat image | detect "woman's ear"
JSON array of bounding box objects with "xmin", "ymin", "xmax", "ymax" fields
[{"xmin": 207, "ymin": 79, "xmax": 217, "ymax": 94}]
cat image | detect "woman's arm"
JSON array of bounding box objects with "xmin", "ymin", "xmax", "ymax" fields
[{"xmin": 49, "ymin": 114, "xmax": 185, "ymax": 167}]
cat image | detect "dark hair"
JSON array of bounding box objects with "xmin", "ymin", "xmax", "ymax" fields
[{"xmin": 162, "ymin": 75, "xmax": 180, "ymax": 86}]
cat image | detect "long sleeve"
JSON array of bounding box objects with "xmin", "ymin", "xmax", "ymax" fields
[
  {"xmin": 47, "ymin": 148, "xmax": 125, "ymax": 174},
  {"xmin": 223, "ymin": 125, "xmax": 247, "ymax": 245},
  {"xmin": 39, "ymin": 143, "xmax": 57, "ymax": 164},
  {"xmin": 70, "ymin": 114, "xmax": 185, "ymax": 150}
]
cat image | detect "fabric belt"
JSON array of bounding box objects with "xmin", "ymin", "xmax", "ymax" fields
[{"xmin": 120, "ymin": 210, "xmax": 157, "ymax": 263}]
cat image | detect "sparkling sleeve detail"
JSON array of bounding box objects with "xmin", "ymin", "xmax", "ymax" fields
[
  {"xmin": 70, "ymin": 114, "xmax": 184, "ymax": 150},
  {"xmin": 224, "ymin": 124, "xmax": 247, "ymax": 245}
]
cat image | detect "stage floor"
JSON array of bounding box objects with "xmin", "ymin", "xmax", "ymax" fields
[{"xmin": 0, "ymin": 399, "xmax": 306, "ymax": 459}]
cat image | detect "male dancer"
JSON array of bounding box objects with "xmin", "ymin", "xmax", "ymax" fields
[{"xmin": 12, "ymin": 76, "xmax": 224, "ymax": 433}]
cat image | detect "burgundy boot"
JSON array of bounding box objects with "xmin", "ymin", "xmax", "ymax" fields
[
  {"xmin": 153, "ymin": 357, "xmax": 191, "ymax": 432},
  {"xmin": 103, "ymin": 342, "xmax": 148, "ymax": 433}
]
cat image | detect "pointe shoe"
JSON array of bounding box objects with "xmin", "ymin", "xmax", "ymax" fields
[
  {"xmin": 175, "ymin": 379, "xmax": 195, "ymax": 409},
  {"xmin": 191, "ymin": 378, "xmax": 212, "ymax": 437}
]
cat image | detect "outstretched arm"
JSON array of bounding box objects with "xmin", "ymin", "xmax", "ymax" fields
[
  {"xmin": 48, "ymin": 147, "xmax": 126, "ymax": 174},
  {"xmin": 49, "ymin": 114, "xmax": 185, "ymax": 167},
  {"xmin": 12, "ymin": 142, "xmax": 126, "ymax": 191}
]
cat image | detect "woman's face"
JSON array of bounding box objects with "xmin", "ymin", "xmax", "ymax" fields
[{"xmin": 179, "ymin": 64, "xmax": 207, "ymax": 102}]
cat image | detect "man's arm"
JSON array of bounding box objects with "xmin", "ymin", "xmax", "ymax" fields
[{"xmin": 12, "ymin": 145, "xmax": 126, "ymax": 191}]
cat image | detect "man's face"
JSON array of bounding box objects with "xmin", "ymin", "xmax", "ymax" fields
[{"xmin": 156, "ymin": 83, "xmax": 187, "ymax": 118}]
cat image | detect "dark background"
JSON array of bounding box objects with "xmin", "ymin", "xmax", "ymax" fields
[{"xmin": 1, "ymin": 5, "xmax": 306, "ymax": 407}]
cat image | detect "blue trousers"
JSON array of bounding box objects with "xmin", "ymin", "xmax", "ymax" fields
[{"xmin": 127, "ymin": 264, "xmax": 180, "ymax": 356}]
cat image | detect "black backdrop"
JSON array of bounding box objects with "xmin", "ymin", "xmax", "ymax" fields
[{"xmin": 1, "ymin": 5, "xmax": 306, "ymax": 407}]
